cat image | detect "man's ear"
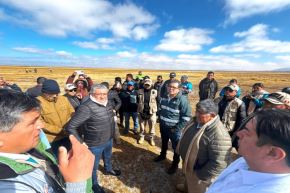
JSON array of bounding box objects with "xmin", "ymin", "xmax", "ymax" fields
[{"xmin": 267, "ymin": 146, "xmax": 286, "ymax": 162}]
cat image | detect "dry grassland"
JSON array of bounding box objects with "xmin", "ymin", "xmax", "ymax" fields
[{"xmin": 1, "ymin": 66, "xmax": 290, "ymax": 193}]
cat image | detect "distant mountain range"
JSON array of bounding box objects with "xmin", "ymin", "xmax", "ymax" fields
[{"xmin": 274, "ymin": 67, "xmax": 290, "ymax": 72}]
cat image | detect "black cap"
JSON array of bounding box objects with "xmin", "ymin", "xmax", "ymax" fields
[
  {"xmin": 169, "ymin": 72, "xmax": 176, "ymax": 78},
  {"xmin": 41, "ymin": 79, "xmax": 60, "ymax": 94}
]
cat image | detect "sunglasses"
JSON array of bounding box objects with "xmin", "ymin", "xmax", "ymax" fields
[{"xmin": 68, "ymin": 89, "xmax": 77, "ymax": 92}]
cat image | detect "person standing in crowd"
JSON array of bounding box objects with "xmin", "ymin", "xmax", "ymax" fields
[
  {"xmin": 137, "ymin": 79, "xmax": 158, "ymax": 146},
  {"xmin": 25, "ymin": 76, "xmax": 47, "ymax": 97},
  {"xmin": 66, "ymin": 71, "xmax": 93, "ymax": 88},
  {"xmin": 37, "ymin": 79, "xmax": 74, "ymax": 155},
  {"xmin": 263, "ymin": 92, "xmax": 290, "ymax": 110},
  {"xmin": 154, "ymin": 80, "xmax": 192, "ymax": 174},
  {"xmin": 101, "ymin": 82, "xmax": 122, "ymax": 145},
  {"xmin": 214, "ymin": 84, "xmax": 246, "ymax": 135},
  {"xmin": 177, "ymin": 99, "xmax": 232, "ymax": 193},
  {"xmin": 0, "ymin": 76, "xmax": 22, "ymax": 92},
  {"xmin": 219, "ymin": 79, "xmax": 241, "ymax": 98},
  {"xmin": 66, "ymin": 84, "xmax": 121, "ymax": 193},
  {"xmin": 119, "ymin": 81, "xmax": 139, "ymax": 135},
  {"xmin": 135, "ymin": 70, "xmax": 145, "ymax": 80},
  {"xmin": 64, "ymin": 83, "xmax": 81, "ymax": 110},
  {"xmin": 199, "ymin": 71, "xmax": 218, "ymax": 101},
  {"xmin": 159, "ymin": 72, "xmax": 177, "ymax": 98},
  {"xmin": 122, "ymin": 73, "xmax": 138, "ymax": 90},
  {"xmin": 153, "ymin": 75, "xmax": 163, "ymax": 93},
  {"xmin": 0, "ymin": 91, "xmax": 95, "ymax": 193},
  {"xmin": 242, "ymin": 83, "xmax": 269, "ymax": 115},
  {"xmin": 206, "ymin": 109, "xmax": 290, "ymax": 193},
  {"xmin": 181, "ymin": 75, "xmax": 193, "ymax": 96}
]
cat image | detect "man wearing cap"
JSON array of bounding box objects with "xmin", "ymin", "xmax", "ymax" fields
[
  {"xmin": 159, "ymin": 72, "xmax": 177, "ymax": 98},
  {"xmin": 181, "ymin": 75, "xmax": 193, "ymax": 96},
  {"xmin": 64, "ymin": 83, "xmax": 81, "ymax": 110},
  {"xmin": 37, "ymin": 79, "xmax": 75, "ymax": 155},
  {"xmin": 214, "ymin": 84, "xmax": 246, "ymax": 135},
  {"xmin": 137, "ymin": 79, "xmax": 158, "ymax": 146},
  {"xmin": 119, "ymin": 81, "xmax": 139, "ymax": 134},
  {"xmin": 199, "ymin": 71, "xmax": 218, "ymax": 101},
  {"xmin": 263, "ymin": 92, "xmax": 290, "ymax": 110}
]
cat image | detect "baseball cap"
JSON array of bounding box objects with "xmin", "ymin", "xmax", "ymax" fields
[
  {"xmin": 169, "ymin": 72, "xmax": 176, "ymax": 78},
  {"xmin": 265, "ymin": 92, "xmax": 290, "ymax": 106},
  {"xmin": 144, "ymin": 79, "xmax": 152, "ymax": 86},
  {"xmin": 225, "ymin": 84, "xmax": 239, "ymax": 92},
  {"xmin": 65, "ymin": 84, "xmax": 76, "ymax": 90},
  {"xmin": 127, "ymin": 81, "xmax": 135, "ymax": 86}
]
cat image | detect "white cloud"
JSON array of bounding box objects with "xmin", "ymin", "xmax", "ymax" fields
[
  {"xmin": 73, "ymin": 37, "xmax": 117, "ymax": 50},
  {"xmin": 117, "ymin": 51, "xmax": 136, "ymax": 58},
  {"xmin": 210, "ymin": 24, "xmax": 290, "ymax": 54},
  {"xmin": 0, "ymin": 0, "xmax": 157, "ymax": 40},
  {"xmin": 224, "ymin": 0, "xmax": 290, "ymax": 24},
  {"xmin": 13, "ymin": 47, "xmax": 48, "ymax": 54},
  {"xmin": 12, "ymin": 46, "xmax": 72, "ymax": 58},
  {"xmin": 155, "ymin": 28, "xmax": 214, "ymax": 52},
  {"xmin": 55, "ymin": 51, "xmax": 72, "ymax": 58},
  {"xmin": 2, "ymin": 49, "xmax": 287, "ymax": 70}
]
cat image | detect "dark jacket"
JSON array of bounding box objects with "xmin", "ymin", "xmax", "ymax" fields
[
  {"xmin": 65, "ymin": 97, "xmax": 115, "ymax": 147},
  {"xmin": 64, "ymin": 93, "xmax": 81, "ymax": 110},
  {"xmin": 159, "ymin": 92, "xmax": 192, "ymax": 131},
  {"xmin": 119, "ymin": 89, "xmax": 138, "ymax": 112},
  {"xmin": 199, "ymin": 78, "xmax": 218, "ymax": 100},
  {"xmin": 159, "ymin": 79, "xmax": 172, "ymax": 98},
  {"xmin": 108, "ymin": 89, "xmax": 122, "ymax": 111}
]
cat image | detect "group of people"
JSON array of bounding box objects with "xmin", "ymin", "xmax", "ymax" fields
[{"xmin": 0, "ymin": 70, "xmax": 289, "ymax": 193}]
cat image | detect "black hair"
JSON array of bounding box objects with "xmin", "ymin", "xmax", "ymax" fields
[
  {"xmin": 101, "ymin": 82, "xmax": 110, "ymax": 89},
  {"xmin": 0, "ymin": 89, "xmax": 40, "ymax": 132},
  {"xmin": 115, "ymin": 77, "xmax": 122, "ymax": 83},
  {"xmin": 237, "ymin": 109, "xmax": 290, "ymax": 166},
  {"xmin": 282, "ymin": 87, "xmax": 290, "ymax": 94},
  {"xmin": 230, "ymin": 79, "xmax": 237, "ymax": 84},
  {"xmin": 36, "ymin": 77, "xmax": 47, "ymax": 84},
  {"xmin": 157, "ymin": 75, "xmax": 163, "ymax": 79},
  {"xmin": 207, "ymin": 71, "xmax": 214, "ymax": 75}
]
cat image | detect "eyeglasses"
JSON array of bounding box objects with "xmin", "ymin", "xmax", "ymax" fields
[
  {"xmin": 94, "ymin": 93, "xmax": 108, "ymax": 96},
  {"xmin": 68, "ymin": 89, "xmax": 77, "ymax": 92},
  {"xmin": 167, "ymin": 85, "xmax": 179, "ymax": 89},
  {"xmin": 225, "ymin": 88, "xmax": 234, "ymax": 92}
]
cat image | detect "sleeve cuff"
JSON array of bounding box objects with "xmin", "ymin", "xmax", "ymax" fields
[{"xmin": 66, "ymin": 181, "xmax": 87, "ymax": 193}]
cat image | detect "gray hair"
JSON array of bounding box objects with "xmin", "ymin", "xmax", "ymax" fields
[
  {"xmin": 169, "ymin": 79, "xmax": 182, "ymax": 88},
  {"xmin": 0, "ymin": 90, "xmax": 40, "ymax": 132},
  {"xmin": 196, "ymin": 99, "xmax": 218, "ymax": 115},
  {"xmin": 90, "ymin": 83, "xmax": 108, "ymax": 94}
]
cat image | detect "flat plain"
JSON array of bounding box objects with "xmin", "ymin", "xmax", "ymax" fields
[{"xmin": 1, "ymin": 66, "xmax": 290, "ymax": 193}]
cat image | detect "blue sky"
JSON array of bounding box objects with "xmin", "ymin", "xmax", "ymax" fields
[{"xmin": 1, "ymin": 0, "xmax": 290, "ymax": 70}]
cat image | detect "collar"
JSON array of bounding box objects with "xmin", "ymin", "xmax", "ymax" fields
[
  {"xmin": 0, "ymin": 152, "xmax": 42, "ymax": 168},
  {"xmin": 90, "ymin": 95, "xmax": 108, "ymax": 106}
]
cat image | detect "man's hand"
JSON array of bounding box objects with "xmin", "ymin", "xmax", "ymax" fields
[{"xmin": 58, "ymin": 135, "xmax": 95, "ymax": 182}]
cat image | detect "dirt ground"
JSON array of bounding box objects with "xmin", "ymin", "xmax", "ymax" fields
[{"xmin": 1, "ymin": 66, "xmax": 290, "ymax": 193}]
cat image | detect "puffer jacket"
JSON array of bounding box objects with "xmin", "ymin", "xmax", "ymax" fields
[
  {"xmin": 37, "ymin": 95, "xmax": 75, "ymax": 142},
  {"xmin": 179, "ymin": 116, "xmax": 232, "ymax": 181},
  {"xmin": 108, "ymin": 89, "xmax": 122, "ymax": 111},
  {"xmin": 159, "ymin": 92, "xmax": 192, "ymax": 131},
  {"xmin": 65, "ymin": 97, "xmax": 115, "ymax": 147}
]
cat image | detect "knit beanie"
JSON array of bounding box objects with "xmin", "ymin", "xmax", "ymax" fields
[{"xmin": 42, "ymin": 79, "xmax": 60, "ymax": 94}]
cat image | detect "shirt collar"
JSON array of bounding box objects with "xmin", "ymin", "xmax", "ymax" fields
[{"xmin": 90, "ymin": 95, "xmax": 108, "ymax": 106}]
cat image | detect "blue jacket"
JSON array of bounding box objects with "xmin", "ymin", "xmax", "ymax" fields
[{"xmin": 159, "ymin": 92, "xmax": 192, "ymax": 131}]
